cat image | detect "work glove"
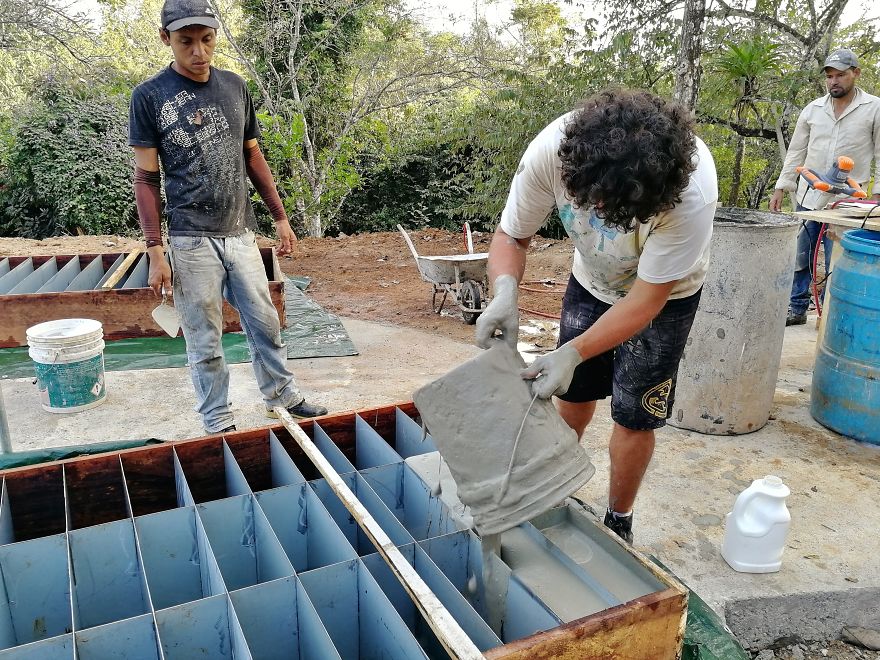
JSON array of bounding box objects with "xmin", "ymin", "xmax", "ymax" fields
[
  {"xmin": 520, "ymin": 343, "xmax": 582, "ymax": 399},
  {"xmin": 475, "ymin": 274, "xmax": 520, "ymax": 350}
]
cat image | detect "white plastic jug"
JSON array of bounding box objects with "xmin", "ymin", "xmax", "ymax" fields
[{"xmin": 721, "ymin": 475, "xmax": 791, "ymax": 573}]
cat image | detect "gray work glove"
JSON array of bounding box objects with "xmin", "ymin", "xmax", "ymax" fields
[
  {"xmin": 520, "ymin": 343, "xmax": 582, "ymax": 399},
  {"xmin": 475, "ymin": 274, "xmax": 520, "ymax": 350}
]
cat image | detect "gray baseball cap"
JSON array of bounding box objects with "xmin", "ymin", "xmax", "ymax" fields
[
  {"xmin": 823, "ymin": 48, "xmax": 859, "ymax": 71},
  {"xmin": 161, "ymin": 0, "xmax": 220, "ymax": 31}
]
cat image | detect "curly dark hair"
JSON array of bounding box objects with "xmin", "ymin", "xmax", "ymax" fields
[{"xmin": 558, "ymin": 89, "xmax": 697, "ymax": 233}]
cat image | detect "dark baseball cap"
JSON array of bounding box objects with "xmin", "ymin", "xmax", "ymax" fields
[
  {"xmin": 823, "ymin": 48, "xmax": 859, "ymax": 71},
  {"xmin": 161, "ymin": 0, "xmax": 220, "ymax": 31}
]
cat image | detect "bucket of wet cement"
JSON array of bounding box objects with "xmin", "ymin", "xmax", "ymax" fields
[{"xmin": 413, "ymin": 342, "xmax": 595, "ymax": 535}]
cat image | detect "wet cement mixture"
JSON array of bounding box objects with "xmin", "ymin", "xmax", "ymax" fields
[{"xmin": 413, "ymin": 342, "xmax": 594, "ymax": 535}]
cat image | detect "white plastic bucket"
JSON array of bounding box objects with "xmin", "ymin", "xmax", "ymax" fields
[{"xmin": 26, "ymin": 318, "xmax": 107, "ymax": 413}]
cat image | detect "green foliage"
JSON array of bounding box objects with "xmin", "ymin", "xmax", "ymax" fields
[
  {"xmin": 0, "ymin": 87, "xmax": 136, "ymax": 238},
  {"xmin": 337, "ymin": 141, "xmax": 472, "ymax": 234}
]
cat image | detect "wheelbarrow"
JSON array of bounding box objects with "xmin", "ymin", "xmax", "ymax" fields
[{"xmin": 397, "ymin": 224, "xmax": 490, "ymax": 324}]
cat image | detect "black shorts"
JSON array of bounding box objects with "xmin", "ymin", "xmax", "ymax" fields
[{"xmin": 556, "ymin": 275, "xmax": 701, "ymax": 431}]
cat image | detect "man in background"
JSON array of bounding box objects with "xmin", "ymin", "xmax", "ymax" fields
[
  {"xmin": 769, "ymin": 48, "xmax": 880, "ymax": 326},
  {"xmin": 129, "ymin": 0, "xmax": 327, "ymax": 433}
]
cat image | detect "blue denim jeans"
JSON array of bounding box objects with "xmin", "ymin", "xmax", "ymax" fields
[
  {"xmin": 170, "ymin": 231, "xmax": 302, "ymax": 432},
  {"xmin": 790, "ymin": 210, "xmax": 833, "ymax": 316}
]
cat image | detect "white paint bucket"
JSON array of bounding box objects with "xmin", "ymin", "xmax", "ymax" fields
[{"xmin": 26, "ymin": 318, "xmax": 107, "ymax": 413}]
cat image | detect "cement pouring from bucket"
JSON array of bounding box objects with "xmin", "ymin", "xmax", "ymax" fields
[
  {"xmin": 413, "ymin": 342, "xmax": 595, "ymax": 536},
  {"xmin": 26, "ymin": 318, "xmax": 107, "ymax": 413},
  {"xmin": 151, "ymin": 286, "xmax": 181, "ymax": 337}
]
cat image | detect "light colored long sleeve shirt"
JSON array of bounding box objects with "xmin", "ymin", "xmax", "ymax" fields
[{"xmin": 775, "ymin": 88, "xmax": 880, "ymax": 209}]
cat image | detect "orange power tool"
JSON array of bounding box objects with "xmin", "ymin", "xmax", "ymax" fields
[{"xmin": 796, "ymin": 156, "xmax": 868, "ymax": 198}]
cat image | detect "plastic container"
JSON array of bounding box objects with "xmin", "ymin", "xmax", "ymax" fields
[
  {"xmin": 669, "ymin": 208, "xmax": 800, "ymax": 435},
  {"xmin": 721, "ymin": 475, "xmax": 791, "ymax": 573},
  {"xmin": 27, "ymin": 318, "xmax": 106, "ymax": 413},
  {"xmin": 811, "ymin": 229, "xmax": 880, "ymax": 444}
]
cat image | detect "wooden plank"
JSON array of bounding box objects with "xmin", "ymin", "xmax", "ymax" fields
[
  {"xmin": 101, "ymin": 249, "xmax": 142, "ymax": 290},
  {"xmin": 274, "ymin": 406, "xmax": 484, "ymax": 660},
  {"xmin": 95, "ymin": 253, "xmax": 126, "ymax": 289},
  {"xmin": 121, "ymin": 253, "xmax": 149, "ymax": 289},
  {"xmin": 791, "ymin": 208, "xmax": 880, "ymax": 231},
  {"xmin": 485, "ymin": 589, "xmax": 686, "ymax": 660}
]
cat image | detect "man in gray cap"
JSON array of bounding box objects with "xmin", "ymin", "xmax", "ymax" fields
[
  {"xmin": 770, "ymin": 48, "xmax": 880, "ymax": 326},
  {"xmin": 128, "ymin": 0, "xmax": 329, "ymax": 433}
]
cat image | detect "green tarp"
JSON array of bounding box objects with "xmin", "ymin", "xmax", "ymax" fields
[
  {"xmin": 650, "ymin": 556, "xmax": 749, "ymax": 660},
  {"xmin": 0, "ymin": 277, "xmax": 357, "ymax": 379}
]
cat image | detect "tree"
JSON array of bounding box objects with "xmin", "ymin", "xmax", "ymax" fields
[
  {"xmin": 712, "ymin": 38, "xmax": 782, "ymax": 205},
  {"xmin": 673, "ymin": 0, "xmax": 706, "ymax": 110},
  {"xmin": 214, "ymin": 0, "xmax": 480, "ymax": 236},
  {"xmin": 0, "ymin": 85, "xmax": 137, "ymax": 237}
]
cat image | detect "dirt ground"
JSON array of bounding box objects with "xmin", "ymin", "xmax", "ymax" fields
[{"xmin": 0, "ymin": 229, "xmax": 573, "ymax": 344}]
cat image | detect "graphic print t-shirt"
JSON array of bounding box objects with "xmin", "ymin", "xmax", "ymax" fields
[
  {"xmin": 129, "ymin": 66, "xmax": 260, "ymax": 236},
  {"xmin": 499, "ymin": 112, "xmax": 719, "ymax": 304}
]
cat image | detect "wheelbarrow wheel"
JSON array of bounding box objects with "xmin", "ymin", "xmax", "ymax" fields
[{"xmin": 460, "ymin": 280, "xmax": 482, "ymax": 325}]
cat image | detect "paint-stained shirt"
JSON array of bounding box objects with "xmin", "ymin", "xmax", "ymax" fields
[
  {"xmin": 774, "ymin": 88, "xmax": 880, "ymax": 209},
  {"xmin": 499, "ymin": 112, "xmax": 718, "ymax": 304},
  {"xmin": 128, "ymin": 65, "xmax": 260, "ymax": 236}
]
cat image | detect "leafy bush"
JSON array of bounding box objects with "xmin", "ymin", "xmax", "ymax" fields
[
  {"xmin": 0, "ymin": 87, "xmax": 137, "ymax": 238},
  {"xmin": 336, "ymin": 143, "xmax": 478, "ymax": 235}
]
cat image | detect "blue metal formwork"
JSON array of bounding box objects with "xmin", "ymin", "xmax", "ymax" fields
[{"xmin": 0, "ymin": 404, "xmax": 682, "ymax": 659}]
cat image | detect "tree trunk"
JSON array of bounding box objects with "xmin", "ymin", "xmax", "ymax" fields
[
  {"xmin": 673, "ymin": 0, "xmax": 706, "ymax": 110},
  {"xmin": 728, "ymin": 134, "xmax": 745, "ymax": 206}
]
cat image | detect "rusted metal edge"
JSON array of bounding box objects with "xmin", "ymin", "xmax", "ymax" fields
[
  {"xmin": 274, "ymin": 405, "xmax": 484, "ymax": 660},
  {"xmin": 483, "ymin": 588, "xmax": 688, "ymax": 659}
]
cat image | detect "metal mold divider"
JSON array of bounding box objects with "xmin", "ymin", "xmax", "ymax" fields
[
  {"xmin": 0, "ymin": 254, "xmax": 153, "ymax": 296},
  {"xmin": 0, "ymin": 406, "xmax": 665, "ymax": 659}
]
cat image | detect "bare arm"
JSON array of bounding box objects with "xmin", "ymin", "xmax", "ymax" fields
[
  {"xmin": 487, "ymin": 226, "xmax": 532, "ymax": 285},
  {"xmin": 570, "ymin": 277, "xmax": 678, "ymax": 361}
]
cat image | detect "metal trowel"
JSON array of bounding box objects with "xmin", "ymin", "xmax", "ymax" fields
[{"xmin": 151, "ymin": 287, "xmax": 180, "ymax": 337}]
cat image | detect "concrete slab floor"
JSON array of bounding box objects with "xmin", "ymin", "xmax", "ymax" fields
[{"xmin": 1, "ymin": 315, "xmax": 878, "ymax": 648}]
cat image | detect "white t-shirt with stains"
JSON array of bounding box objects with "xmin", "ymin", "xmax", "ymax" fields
[{"xmin": 499, "ymin": 112, "xmax": 718, "ymax": 304}]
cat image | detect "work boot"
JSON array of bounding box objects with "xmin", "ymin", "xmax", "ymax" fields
[
  {"xmin": 266, "ymin": 399, "xmax": 328, "ymax": 420},
  {"xmin": 603, "ymin": 509, "xmax": 634, "ymax": 544},
  {"xmin": 786, "ymin": 310, "xmax": 807, "ymax": 326}
]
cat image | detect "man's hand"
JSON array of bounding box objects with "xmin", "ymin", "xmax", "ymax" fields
[
  {"xmin": 475, "ymin": 274, "xmax": 520, "ymax": 349},
  {"xmin": 147, "ymin": 246, "xmax": 172, "ymax": 297},
  {"xmin": 275, "ymin": 219, "xmax": 297, "ymax": 257},
  {"xmin": 520, "ymin": 343, "xmax": 582, "ymax": 399},
  {"xmin": 769, "ymin": 189, "xmax": 785, "ymax": 212}
]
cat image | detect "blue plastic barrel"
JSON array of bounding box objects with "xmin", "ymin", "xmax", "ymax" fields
[{"xmin": 811, "ymin": 229, "xmax": 880, "ymax": 444}]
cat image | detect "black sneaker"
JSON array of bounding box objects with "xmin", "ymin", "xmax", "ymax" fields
[
  {"xmin": 603, "ymin": 509, "xmax": 634, "ymax": 544},
  {"xmin": 266, "ymin": 399, "xmax": 328, "ymax": 419},
  {"xmin": 217, "ymin": 425, "xmax": 236, "ymax": 433},
  {"xmin": 786, "ymin": 311, "xmax": 807, "ymax": 326}
]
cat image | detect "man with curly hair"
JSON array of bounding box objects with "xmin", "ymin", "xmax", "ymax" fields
[{"xmin": 476, "ymin": 90, "xmax": 718, "ymax": 543}]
